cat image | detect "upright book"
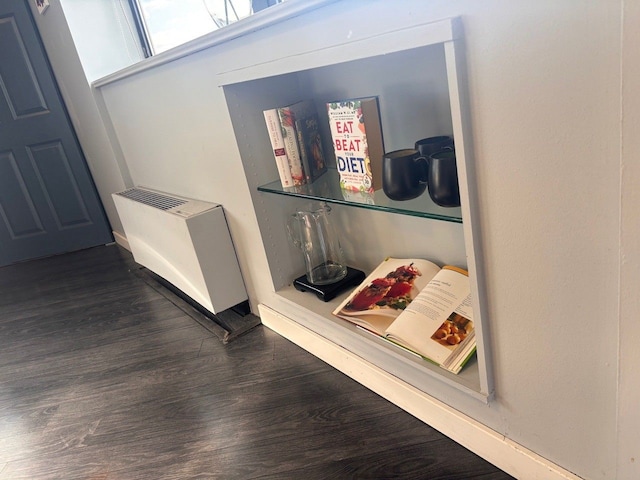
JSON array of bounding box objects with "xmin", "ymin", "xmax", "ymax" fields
[
  {"xmin": 277, "ymin": 101, "xmax": 310, "ymax": 186},
  {"xmin": 326, "ymin": 97, "xmax": 385, "ymax": 193},
  {"xmin": 333, "ymin": 257, "xmax": 476, "ymax": 374},
  {"xmin": 294, "ymin": 102, "xmax": 328, "ymax": 183},
  {"xmin": 263, "ymin": 108, "xmax": 294, "ymax": 188}
]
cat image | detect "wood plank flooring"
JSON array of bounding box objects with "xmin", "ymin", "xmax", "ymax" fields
[{"xmin": 0, "ymin": 245, "xmax": 514, "ymax": 479}]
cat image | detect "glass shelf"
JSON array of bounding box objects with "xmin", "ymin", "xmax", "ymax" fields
[{"xmin": 257, "ymin": 168, "xmax": 462, "ymax": 223}]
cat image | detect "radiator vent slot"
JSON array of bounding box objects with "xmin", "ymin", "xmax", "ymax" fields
[{"xmin": 116, "ymin": 188, "xmax": 187, "ymax": 211}]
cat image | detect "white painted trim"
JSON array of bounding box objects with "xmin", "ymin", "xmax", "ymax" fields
[
  {"xmin": 92, "ymin": 0, "xmax": 339, "ymax": 88},
  {"xmin": 112, "ymin": 230, "xmax": 130, "ymax": 252},
  {"xmin": 259, "ymin": 304, "xmax": 583, "ymax": 480},
  {"xmin": 216, "ymin": 16, "xmax": 461, "ymax": 86}
]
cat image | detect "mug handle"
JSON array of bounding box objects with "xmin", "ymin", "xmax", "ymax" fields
[{"xmin": 415, "ymin": 155, "xmax": 429, "ymax": 184}]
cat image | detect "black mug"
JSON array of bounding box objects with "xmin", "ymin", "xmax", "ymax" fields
[
  {"xmin": 415, "ymin": 135, "xmax": 454, "ymax": 157},
  {"xmin": 382, "ymin": 149, "xmax": 428, "ymax": 201},
  {"xmin": 427, "ymin": 150, "xmax": 460, "ymax": 207}
]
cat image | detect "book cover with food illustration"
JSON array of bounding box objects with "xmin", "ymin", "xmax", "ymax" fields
[
  {"xmin": 340, "ymin": 188, "xmax": 376, "ymax": 205},
  {"xmin": 293, "ymin": 102, "xmax": 327, "ymax": 183},
  {"xmin": 277, "ymin": 102, "xmax": 308, "ymax": 186},
  {"xmin": 326, "ymin": 97, "xmax": 384, "ymax": 193},
  {"xmin": 263, "ymin": 108, "xmax": 294, "ymax": 188},
  {"xmin": 333, "ymin": 257, "xmax": 476, "ymax": 374}
]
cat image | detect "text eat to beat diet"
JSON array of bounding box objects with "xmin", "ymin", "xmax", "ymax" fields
[{"xmin": 333, "ymin": 120, "xmax": 366, "ymax": 174}]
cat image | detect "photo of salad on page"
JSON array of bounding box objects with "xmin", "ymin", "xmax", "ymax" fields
[{"xmin": 333, "ymin": 257, "xmax": 476, "ymax": 374}]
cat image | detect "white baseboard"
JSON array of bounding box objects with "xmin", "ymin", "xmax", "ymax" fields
[
  {"xmin": 258, "ymin": 304, "xmax": 582, "ymax": 480},
  {"xmin": 112, "ymin": 230, "xmax": 130, "ymax": 252}
]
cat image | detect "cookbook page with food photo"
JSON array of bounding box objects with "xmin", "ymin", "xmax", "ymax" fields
[{"xmin": 333, "ymin": 258, "xmax": 476, "ymax": 374}]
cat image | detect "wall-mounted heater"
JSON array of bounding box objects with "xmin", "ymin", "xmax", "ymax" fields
[{"xmin": 112, "ymin": 186, "xmax": 248, "ymax": 315}]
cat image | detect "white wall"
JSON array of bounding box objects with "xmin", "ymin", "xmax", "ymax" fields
[
  {"xmin": 617, "ymin": 0, "xmax": 640, "ymax": 477},
  {"xmin": 32, "ymin": 1, "xmax": 640, "ymax": 478}
]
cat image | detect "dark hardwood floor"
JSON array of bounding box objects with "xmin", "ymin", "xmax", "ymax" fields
[{"xmin": 0, "ymin": 245, "xmax": 514, "ymax": 479}]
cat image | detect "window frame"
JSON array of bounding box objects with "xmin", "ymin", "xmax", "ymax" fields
[
  {"xmin": 127, "ymin": 0, "xmax": 153, "ymax": 57},
  {"xmin": 93, "ymin": 0, "xmax": 339, "ymax": 88}
]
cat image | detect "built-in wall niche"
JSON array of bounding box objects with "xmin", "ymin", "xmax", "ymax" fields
[
  {"xmin": 223, "ymin": 42, "xmax": 453, "ymax": 183},
  {"xmin": 222, "ymin": 43, "xmax": 459, "ymax": 279},
  {"xmin": 220, "ymin": 17, "xmax": 492, "ymax": 400}
]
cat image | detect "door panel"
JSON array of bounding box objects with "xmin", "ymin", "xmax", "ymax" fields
[
  {"xmin": 0, "ymin": 14, "xmax": 48, "ymax": 118},
  {"xmin": 0, "ymin": 150, "xmax": 45, "ymax": 239},
  {"xmin": 0, "ymin": 0, "xmax": 112, "ymax": 266},
  {"xmin": 29, "ymin": 141, "xmax": 92, "ymax": 228}
]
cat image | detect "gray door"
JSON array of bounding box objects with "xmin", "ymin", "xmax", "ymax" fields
[{"xmin": 0, "ymin": 0, "xmax": 112, "ymax": 266}]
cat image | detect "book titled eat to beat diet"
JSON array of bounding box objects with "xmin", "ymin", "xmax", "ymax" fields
[{"xmin": 326, "ymin": 97, "xmax": 385, "ymax": 194}]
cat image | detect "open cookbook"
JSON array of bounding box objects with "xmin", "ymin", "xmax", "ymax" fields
[{"xmin": 332, "ymin": 257, "xmax": 476, "ymax": 374}]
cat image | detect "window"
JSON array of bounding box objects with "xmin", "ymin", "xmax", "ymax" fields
[
  {"xmin": 131, "ymin": 0, "xmax": 285, "ymax": 55},
  {"xmin": 60, "ymin": 0, "xmax": 287, "ymax": 82}
]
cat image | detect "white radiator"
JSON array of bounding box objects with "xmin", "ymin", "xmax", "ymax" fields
[{"xmin": 112, "ymin": 186, "xmax": 247, "ymax": 315}]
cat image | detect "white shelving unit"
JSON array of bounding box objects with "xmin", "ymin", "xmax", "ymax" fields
[{"xmin": 219, "ymin": 16, "xmax": 492, "ymax": 401}]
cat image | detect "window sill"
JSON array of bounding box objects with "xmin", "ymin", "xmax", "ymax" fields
[{"xmin": 92, "ymin": 0, "xmax": 338, "ymax": 89}]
